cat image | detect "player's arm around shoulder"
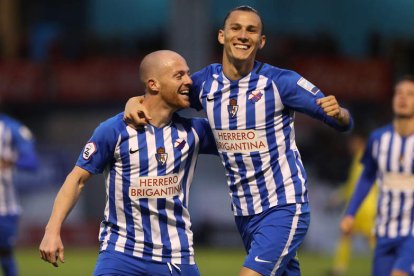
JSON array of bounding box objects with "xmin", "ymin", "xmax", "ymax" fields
[
  {"xmin": 192, "ymin": 117, "xmax": 218, "ymax": 155},
  {"xmin": 39, "ymin": 166, "xmax": 92, "ymax": 267},
  {"xmin": 123, "ymin": 96, "xmax": 151, "ymax": 128}
]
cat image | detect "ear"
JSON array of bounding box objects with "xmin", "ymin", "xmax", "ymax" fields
[
  {"xmin": 147, "ymin": 79, "xmax": 160, "ymax": 93},
  {"xmin": 259, "ymin": 34, "xmax": 266, "ymax": 50},
  {"xmin": 218, "ymin": 29, "xmax": 225, "ymax": 45}
]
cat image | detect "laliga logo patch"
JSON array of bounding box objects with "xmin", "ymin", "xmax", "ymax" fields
[
  {"xmin": 297, "ymin": 77, "xmax": 320, "ymax": 95},
  {"xmin": 227, "ymin": 98, "xmax": 239, "ymax": 118},
  {"xmin": 155, "ymin": 147, "xmax": 168, "ymax": 166},
  {"xmin": 248, "ymin": 90, "xmax": 263, "ymax": 103},
  {"xmin": 83, "ymin": 142, "xmax": 96, "ymax": 160},
  {"xmin": 174, "ymin": 138, "xmax": 186, "ymax": 150}
]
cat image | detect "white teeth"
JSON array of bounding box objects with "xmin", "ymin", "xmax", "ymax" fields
[
  {"xmin": 179, "ymin": 90, "xmax": 189, "ymax": 95},
  {"xmin": 235, "ymin": 45, "xmax": 248, "ymax": 49}
]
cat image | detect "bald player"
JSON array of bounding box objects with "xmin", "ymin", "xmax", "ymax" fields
[{"xmin": 39, "ymin": 50, "xmax": 217, "ymax": 276}]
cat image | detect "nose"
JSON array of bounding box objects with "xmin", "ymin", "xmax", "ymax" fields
[
  {"xmin": 184, "ymin": 74, "xmax": 193, "ymax": 86},
  {"xmin": 238, "ymin": 30, "xmax": 248, "ymax": 41}
]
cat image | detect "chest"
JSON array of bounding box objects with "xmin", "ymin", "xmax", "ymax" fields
[
  {"xmin": 375, "ymin": 133, "xmax": 414, "ymax": 173},
  {"xmin": 115, "ymin": 126, "xmax": 196, "ymax": 175},
  {"xmin": 200, "ymin": 75, "xmax": 283, "ymax": 129}
]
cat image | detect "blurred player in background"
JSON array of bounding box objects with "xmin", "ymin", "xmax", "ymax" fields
[
  {"xmin": 341, "ymin": 75, "xmax": 414, "ymax": 276},
  {"xmin": 39, "ymin": 50, "xmax": 217, "ymax": 275},
  {"xmin": 0, "ymin": 112, "xmax": 38, "ymax": 276},
  {"xmin": 124, "ymin": 5, "xmax": 353, "ymax": 276},
  {"xmin": 329, "ymin": 133, "xmax": 377, "ymax": 276}
]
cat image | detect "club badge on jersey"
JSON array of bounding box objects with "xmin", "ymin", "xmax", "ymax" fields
[
  {"xmin": 156, "ymin": 147, "xmax": 168, "ymax": 166},
  {"xmin": 228, "ymin": 98, "xmax": 239, "ymax": 118}
]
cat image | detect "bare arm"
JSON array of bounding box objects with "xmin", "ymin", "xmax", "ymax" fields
[
  {"xmin": 39, "ymin": 166, "xmax": 92, "ymax": 267},
  {"xmin": 316, "ymin": 95, "xmax": 351, "ymax": 126},
  {"xmin": 123, "ymin": 96, "xmax": 151, "ymax": 128}
]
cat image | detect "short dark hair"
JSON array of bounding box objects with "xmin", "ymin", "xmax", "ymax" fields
[
  {"xmin": 396, "ymin": 74, "xmax": 414, "ymax": 85},
  {"xmin": 222, "ymin": 5, "xmax": 264, "ymax": 33}
]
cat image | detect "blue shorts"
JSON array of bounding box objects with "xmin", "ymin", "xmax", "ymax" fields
[
  {"xmin": 0, "ymin": 215, "xmax": 19, "ymax": 250},
  {"xmin": 93, "ymin": 250, "xmax": 200, "ymax": 276},
  {"xmin": 373, "ymin": 236, "xmax": 414, "ymax": 276},
  {"xmin": 235, "ymin": 203, "xmax": 310, "ymax": 276}
]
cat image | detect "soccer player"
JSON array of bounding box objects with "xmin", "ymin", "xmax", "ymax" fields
[
  {"xmin": 0, "ymin": 113, "xmax": 38, "ymax": 276},
  {"xmin": 329, "ymin": 133, "xmax": 377, "ymax": 276},
  {"xmin": 124, "ymin": 6, "xmax": 353, "ymax": 276},
  {"xmin": 39, "ymin": 50, "xmax": 217, "ymax": 276},
  {"xmin": 341, "ymin": 75, "xmax": 414, "ymax": 276}
]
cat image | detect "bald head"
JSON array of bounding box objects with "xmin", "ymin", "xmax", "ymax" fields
[{"xmin": 139, "ymin": 50, "xmax": 186, "ymax": 86}]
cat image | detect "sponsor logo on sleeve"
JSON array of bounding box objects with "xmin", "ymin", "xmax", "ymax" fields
[
  {"xmin": 83, "ymin": 142, "xmax": 97, "ymax": 160},
  {"xmin": 297, "ymin": 77, "xmax": 320, "ymax": 95}
]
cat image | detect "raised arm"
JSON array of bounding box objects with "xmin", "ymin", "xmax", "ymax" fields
[{"xmin": 39, "ymin": 166, "xmax": 92, "ymax": 267}]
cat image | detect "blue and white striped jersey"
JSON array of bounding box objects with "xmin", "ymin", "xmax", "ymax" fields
[
  {"xmin": 0, "ymin": 114, "xmax": 38, "ymax": 216},
  {"xmin": 347, "ymin": 124, "xmax": 414, "ymax": 238},
  {"xmin": 76, "ymin": 112, "xmax": 216, "ymax": 264},
  {"xmin": 191, "ymin": 61, "xmax": 352, "ymax": 216}
]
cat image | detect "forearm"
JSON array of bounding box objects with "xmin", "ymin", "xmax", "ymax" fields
[{"xmin": 45, "ymin": 167, "xmax": 89, "ymax": 234}]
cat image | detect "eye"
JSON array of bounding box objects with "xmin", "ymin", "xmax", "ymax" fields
[
  {"xmin": 247, "ymin": 27, "xmax": 258, "ymax": 33},
  {"xmin": 229, "ymin": 25, "xmax": 240, "ymax": 31}
]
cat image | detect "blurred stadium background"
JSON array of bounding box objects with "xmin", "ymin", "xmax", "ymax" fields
[{"xmin": 1, "ymin": 0, "xmax": 413, "ymax": 275}]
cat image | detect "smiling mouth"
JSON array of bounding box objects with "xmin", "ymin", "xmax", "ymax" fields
[
  {"xmin": 234, "ymin": 44, "xmax": 250, "ymax": 50},
  {"xmin": 178, "ymin": 90, "xmax": 189, "ymax": 96}
]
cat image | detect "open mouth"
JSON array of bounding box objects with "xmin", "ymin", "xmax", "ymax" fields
[{"xmin": 178, "ymin": 90, "xmax": 189, "ymax": 96}]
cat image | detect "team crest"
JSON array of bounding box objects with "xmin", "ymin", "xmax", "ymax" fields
[
  {"xmin": 155, "ymin": 147, "xmax": 168, "ymax": 166},
  {"xmin": 248, "ymin": 90, "xmax": 263, "ymax": 103},
  {"xmin": 174, "ymin": 138, "xmax": 186, "ymax": 150},
  {"xmin": 227, "ymin": 98, "xmax": 239, "ymax": 118},
  {"xmin": 83, "ymin": 142, "xmax": 96, "ymax": 160}
]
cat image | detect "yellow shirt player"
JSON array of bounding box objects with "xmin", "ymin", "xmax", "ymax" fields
[{"xmin": 330, "ymin": 134, "xmax": 377, "ymax": 276}]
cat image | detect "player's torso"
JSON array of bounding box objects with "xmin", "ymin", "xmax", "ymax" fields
[
  {"xmin": 372, "ymin": 127, "xmax": 414, "ymax": 238},
  {"xmin": 199, "ymin": 69, "xmax": 293, "ymax": 156},
  {"xmin": 114, "ymin": 123, "xmax": 197, "ymax": 201},
  {"xmin": 195, "ymin": 65, "xmax": 308, "ymax": 216},
  {"xmin": 0, "ymin": 119, "xmax": 20, "ymax": 216},
  {"xmin": 101, "ymin": 121, "xmax": 199, "ymax": 263}
]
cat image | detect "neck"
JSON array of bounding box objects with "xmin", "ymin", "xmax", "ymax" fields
[
  {"xmin": 222, "ymin": 55, "xmax": 255, "ymax": 80},
  {"xmin": 142, "ymin": 96, "xmax": 176, "ymax": 128},
  {"xmin": 393, "ymin": 116, "xmax": 414, "ymax": 137}
]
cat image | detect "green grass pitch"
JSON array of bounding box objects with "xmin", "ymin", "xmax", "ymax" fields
[{"xmin": 17, "ymin": 247, "xmax": 371, "ymax": 275}]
